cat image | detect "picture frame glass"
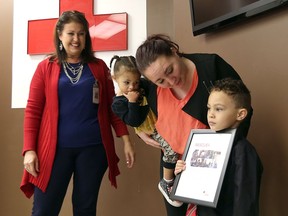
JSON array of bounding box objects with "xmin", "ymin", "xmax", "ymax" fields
[{"xmin": 170, "ymin": 129, "xmax": 236, "ymax": 207}]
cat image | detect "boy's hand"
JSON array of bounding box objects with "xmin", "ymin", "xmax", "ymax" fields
[{"xmin": 174, "ymin": 160, "xmax": 186, "ymax": 175}]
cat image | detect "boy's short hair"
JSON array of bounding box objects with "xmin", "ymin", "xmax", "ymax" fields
[{"xmin": 210, "ymin": 78, "xmax": 251, "ymax": 110}]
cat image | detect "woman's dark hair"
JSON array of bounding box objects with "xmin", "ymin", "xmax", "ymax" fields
[
  {"xmin": 50, "ymin": 10, "xmax": 96, "ymax": 64},
  {"xmin": 135, "ymin": 34, "xmax": 180, "ymax": 74},
  {"xmin": 110, "ymin": 55, "xmax": 139, "ymax": 78}
]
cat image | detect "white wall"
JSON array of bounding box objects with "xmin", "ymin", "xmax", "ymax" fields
[{"xmin": 12, "ymin": 0, "xmax": 146, "ymax": 108}]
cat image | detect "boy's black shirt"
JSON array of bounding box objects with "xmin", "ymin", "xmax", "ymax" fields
[{"xmin": 197, "ymin": 129, "xmax": 263, "ymax": 216}]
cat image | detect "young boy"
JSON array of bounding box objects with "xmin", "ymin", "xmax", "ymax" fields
[{"xmin": 175, "ymin": 78, "xmax": 263, "ymax": 216}]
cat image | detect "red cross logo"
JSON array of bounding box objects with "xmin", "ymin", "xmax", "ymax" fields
[{"xmin": 27, "ymin": 0, "xmax": 127, "ymax": 55}]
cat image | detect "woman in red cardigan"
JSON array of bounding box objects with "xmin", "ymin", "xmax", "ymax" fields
[{"xmin": 20, "ymin": 10, "xmax": 135, "ymax": 216}]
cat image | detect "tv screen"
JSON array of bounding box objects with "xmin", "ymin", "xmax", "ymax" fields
[{"xmin": 190, "ymin": 0, "xmax": 288, "ymax": 36}]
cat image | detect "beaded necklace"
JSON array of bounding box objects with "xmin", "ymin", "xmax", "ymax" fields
[{"xmin": 62, "ymin": 61, "xmax": 84, "ymax": 84}]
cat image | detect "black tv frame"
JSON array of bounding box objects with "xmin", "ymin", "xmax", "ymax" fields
[{"xmin": 189, "ymin": 0, "xmax": 288, "ymax": 36}]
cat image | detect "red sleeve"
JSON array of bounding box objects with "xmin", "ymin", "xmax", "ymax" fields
[{"xmin": 22, "ymin": 60, "xmax": 47, "ymax": 155}]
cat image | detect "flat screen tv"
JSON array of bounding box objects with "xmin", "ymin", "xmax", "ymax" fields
[{"xmin": 190, "ymin": 0, "xmax": 288, "ymax": 36}]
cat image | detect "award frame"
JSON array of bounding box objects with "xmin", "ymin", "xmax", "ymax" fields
[{"xmin": 170, "ymin": 128, "xmax": 236, "ymax": 208}]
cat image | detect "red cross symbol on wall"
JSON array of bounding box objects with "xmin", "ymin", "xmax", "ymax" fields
[{"xmin": 27, "ymin": 0, "xmax": 127, "ymax": 55}]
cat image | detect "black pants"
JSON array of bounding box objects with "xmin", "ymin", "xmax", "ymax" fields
[
  {"xmin": 160, "ymin": 151, "xmax": 188, "ymax": 216},
  {"xmin": 32, "ymin": 145, "xmax": 108, "ymax": 216}
]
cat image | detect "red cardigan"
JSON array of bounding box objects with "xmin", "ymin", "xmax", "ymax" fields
[{"xmin": 20, "ymin": 58, "xmax": 129, "ymax": 198}]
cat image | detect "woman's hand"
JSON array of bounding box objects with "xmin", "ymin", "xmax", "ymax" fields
[
  {"xmin": 137, "ymin": 131, "xmax": 161, "ymax": 149},
  {"xmin": 23, "ymin": 150, "xmax": 39, "ymax": 177},
  {"xmin": 121, "ymin": 135, "xmax": 135, "ymax": 168},
  {"xmin": 174, "ymin": 160, "xmax": 186, "ymax": 175}
]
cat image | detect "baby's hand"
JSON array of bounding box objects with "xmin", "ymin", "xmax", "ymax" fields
[
  {"xmin": 124, "ymin": 91, "xmax": 140, "ymax": 102},
  {"xmin": 174, "ymin": 160, "xmax": 186, "ymax": 175}
]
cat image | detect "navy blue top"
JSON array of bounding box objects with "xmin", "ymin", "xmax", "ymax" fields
[{"xmin": 57, "ymin": 63, "xmax": 102, "ymax": 148}]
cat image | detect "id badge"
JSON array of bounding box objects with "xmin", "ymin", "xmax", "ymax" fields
[{"xmin": 93, "ymin": 81, "xmax": 99, "ymax": 104}]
